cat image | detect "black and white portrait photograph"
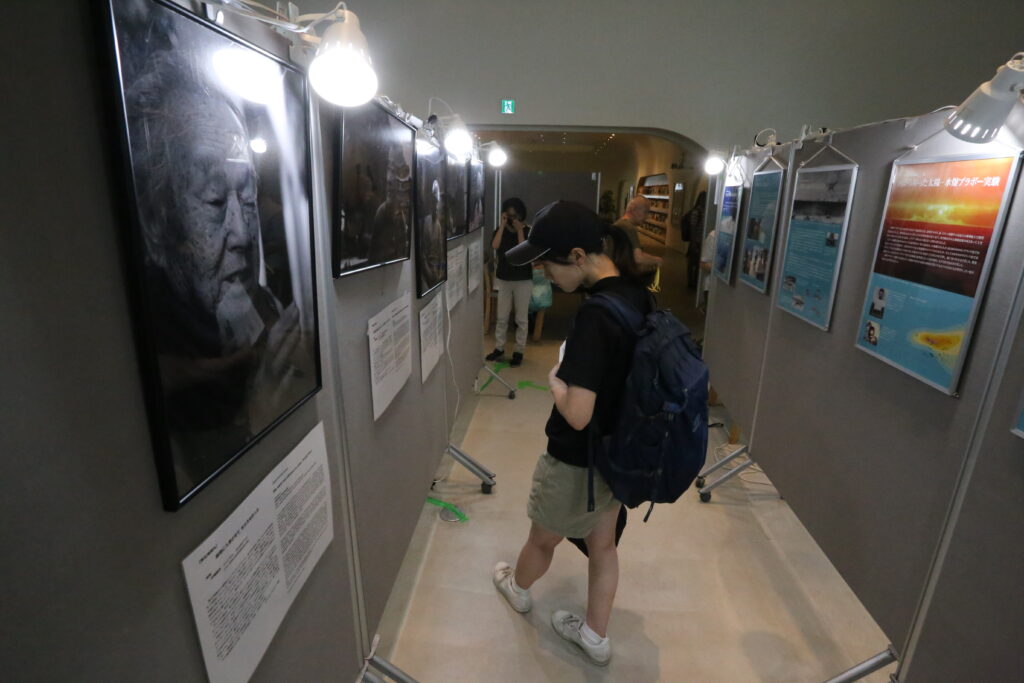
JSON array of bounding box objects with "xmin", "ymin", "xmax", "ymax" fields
[
  {"xmin": 445, "ymin": 154, "xmax": 468, "ymax": 239},
  {"xmin": 468, "ymin": 159, "xmax": 485, "ymax": 233},
  {"xmin": 334, "ymin": 101, "xmax": 414, "ymax": 276},
  {"xmin": 110, "ymin": 0, "xmax": 321, "ymax": 508},
  {"xmin": 415, "ymin": 138, "xmax": 448, "ymax": 297}
]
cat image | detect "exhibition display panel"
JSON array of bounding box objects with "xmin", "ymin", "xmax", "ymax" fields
[
  {"xmin": 712, "ymin": 182, "xmax": 743, "ymax": 282},
  {"xmin": 107, "ymin": 0, "xmax": 322, "ymax": 510},
  {"xmin": 468, "ymin": 158, "xmax": 485, "ymax": 233},
  {"xmin": 776, "ymin": 164, "xmax": 858, "ymax": 330},
  {"xmin": 333, "ymin": 100, "xmax": 415, "ymax": 277},
  {"xmin": 854, "ymin": 154, "xmax": 1020, "ymax": 394},
  {"xmin": 737, "ymin": 167, "xmax": 784, "ymax": 293},
  {"xmin": 445, "ymin": 153, "xmax": 469, "ymax": 239},
  {"xmin": 414, "ymin": 136, "xmax": 448, "ymax": 297}
]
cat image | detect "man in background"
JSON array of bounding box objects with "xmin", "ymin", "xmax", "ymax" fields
[{"xmin": 613, "ymin": 197, "xmax": 662, "ymax": 271}]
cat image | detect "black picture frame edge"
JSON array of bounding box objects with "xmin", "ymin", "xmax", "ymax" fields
[
  {"xmin": 104, "ymin": 0, "xmax": 323, "ymax": 511},
  {"xmin": 332, "ymin": 98, "xmax": 417, "ymax": 279}
]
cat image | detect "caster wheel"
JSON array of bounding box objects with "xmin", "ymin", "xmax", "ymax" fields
[
  {"xmin": 699, "ymin": 491, "xmax": 711, "ymax": 503},
  {"xmin": 481, "ymin": 483, "xmax": 494, "ymax": 494},
  {"xmin": 508, "ymin": 391, "xmax": 516, "ymax": 400},
  {"xmin": 695, "ymin": 477, "xmax": 706, "ymax": 488}
]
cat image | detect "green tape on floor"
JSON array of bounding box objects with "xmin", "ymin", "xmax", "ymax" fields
[
  {"xmin": 426, "ymin": 497, "xmax": 468, "ymax": 522},
  {"xmin": 517, "ymin": 381, "xmax": 549, "ymax": 392}
]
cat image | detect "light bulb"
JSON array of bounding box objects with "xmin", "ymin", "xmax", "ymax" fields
[
  {"xmin": 487, "ymin": 146, "xmax": 508, "ymax": 167},
  {"xmin": 704, "ymin": 155, "xmax": 726, "ymax": 175},
  {"xmin": 309, "ymin": 10, "xmax": 379, "ymax": 107},
  {"xmin": 249, "ymin": 138, "xmax": 267, "ymax": 154},
  {"xmin": 444, "ymin": 127, "xmax": 474, "ymax": 162}
]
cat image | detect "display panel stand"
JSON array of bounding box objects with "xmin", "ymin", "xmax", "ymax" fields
[
  {"xmin": 695, "ymin": 443, "xmax": 756, "ymax": 503},
  {"xmin": 476, "ymin": 362, "xmax": 517, "ymax": 399},
  {"xmin": 446, "ymin": 442, "xmax": 497, "ymax": 494},
  {"xmin": 366, "ymin": 654, "xmax": 419, "ymax": 683},
  {"xmin": 822, "ymin": 645, "xmax": 898, "ymax": 683}
]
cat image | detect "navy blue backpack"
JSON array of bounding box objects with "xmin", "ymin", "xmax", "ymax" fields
[{"xmin": 586, "ymin": 293, "xmax": 709, "ymax": 521}]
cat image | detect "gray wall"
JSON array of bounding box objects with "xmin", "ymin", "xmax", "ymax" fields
[
  {"xmin": 0, "ymin": 3, "xmax": 362, "ymax": 680},
  {"xmin": 303, "ymin": 0, "xmax": 1023, "ymax": 151},
  {"xmin": 702, "ymin": 107, "xmax": 1024, "ymax": 663}
]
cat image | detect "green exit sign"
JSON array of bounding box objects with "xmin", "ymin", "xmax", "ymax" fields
[{"xmin": 501, "ymin": 99, "xmax": 516, "ymax": 114}]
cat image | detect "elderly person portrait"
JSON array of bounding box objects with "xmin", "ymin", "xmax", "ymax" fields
[{"xmin": 124, "ymin": 29, "xmax": 316, "ymax": 489}]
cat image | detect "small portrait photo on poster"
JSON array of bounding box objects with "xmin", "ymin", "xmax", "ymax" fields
[
  {"xmin": 109, "ymin": 0, "xmax": 321, "ymax": 506},
  {"xmin": 334, "ymin": 101, "xmax": 414, "ymax": 276},
  {"xmin": 865, "ymin": 321, "xmax": 881, "ymax": 346},
  {"xmin": 869, "ymin": 287, "xmax": 886, "ymax": 318}
]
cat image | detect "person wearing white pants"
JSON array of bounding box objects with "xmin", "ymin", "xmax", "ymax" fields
[{"xmin": 488, "ymin": 197, "xmax": 533, "ymax": 366}]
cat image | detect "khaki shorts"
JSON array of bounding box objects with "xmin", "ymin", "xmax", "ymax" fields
[{"xmin": 527, "ymin": 453, "xmax": 618, "ymax": 538}]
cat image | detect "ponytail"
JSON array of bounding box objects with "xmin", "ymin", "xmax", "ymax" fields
[{"xmin": 601, "ymin": 222, "xmax": 656, "ymax": 288}]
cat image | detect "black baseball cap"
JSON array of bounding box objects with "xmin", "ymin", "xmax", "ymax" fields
[{"xmin": 505, "ymin": 200, "xmax": 605, "ymax": 266}]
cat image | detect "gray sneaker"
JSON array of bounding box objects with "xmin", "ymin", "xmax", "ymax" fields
[
  {"xmin": 551, "ymin": 610, "xmax": 611, "ymax": 666},
  {"xmin": 492, "ymin": 562, "xmax": 531, "ymax": 613}
]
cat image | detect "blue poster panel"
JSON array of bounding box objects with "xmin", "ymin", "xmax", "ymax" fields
[
  {"xmin": 1013, "ymin": 403, "xmax": 1024, "ymax": 439},
  {"xmin": 738, "ymin": 169, "xmax": 783, "ymax": 292},
  {"xmin": 713, "ymin": 184, "xmax": 743, "ymax": 282},
  {"xmin": 776, "ymin": 165, "xmax": 858, "ymax": 329},
  {"xmin": 855, "ymin": 155, "xmax": 1019, "ymax": 394}
]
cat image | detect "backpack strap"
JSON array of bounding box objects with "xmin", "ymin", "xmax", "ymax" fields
[{"xmin": 587, "ymin": 292, "xmax": 646, "ymax": 335}]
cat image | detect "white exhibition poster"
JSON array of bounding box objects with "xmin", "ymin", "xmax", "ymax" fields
[
  {"xmin": 367, "ymin": 294, "xmax": 413, "ymax": 420},
  {"xmin": 182, "ymin": 423, "xmax": 334, "ymax": 683},
  {"xmin": 446, "ymin": 244, "xmax": 467, "ymax": 311},
  {"xmin": 419, "ymin": 293, "xmax": 445, "ymax": 383},
  {"xmin": 468, "ymin": 238, "xmax": 483, "ymax": 293}
]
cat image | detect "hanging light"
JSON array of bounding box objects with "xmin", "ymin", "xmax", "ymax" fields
[
  {"xmin": 442, "ymin": 114, "xmax": 474, "ymax": 162},
  {"xmin": 704, "ymin": 153, "xmax": 726, "ymax": 175},
  {"xmin": 308, "ymin": 9, "xmax": 378, "ymax": 107},
  {"xmin": 945, "ymin": 53, "xmax": 1024, "ymax": 143}
]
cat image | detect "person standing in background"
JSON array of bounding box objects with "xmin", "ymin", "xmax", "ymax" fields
[
  {"xmin": 487, "ymin": 197, "xmax": 532, "ymax": 367},
  {"xmin": 613, "ymin": 196, "xmax": 662, "ymax": 272}
]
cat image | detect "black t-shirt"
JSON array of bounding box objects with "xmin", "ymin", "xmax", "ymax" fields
[
  {"xmin": 494, "ymin": 225, "xmax": 532, "ymax": 281},
  {"xmin": 546, "ymin": 276, "xmax": 653, "ymax": 467}
]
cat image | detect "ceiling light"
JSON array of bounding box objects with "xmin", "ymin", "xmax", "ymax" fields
[{"xmin": 704, "ymin": 154, "xmax": 726, "ymax": 175}]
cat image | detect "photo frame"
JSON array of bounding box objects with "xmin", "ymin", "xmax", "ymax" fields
[
  {"xmin": 333, "ymin": 100, "xmax": 415, "ymax": 277},
  {"xmin": 854, "ymin": 153, "xmax": 1020, "ymax": 394},
  {"xmin": 445, "ymin": 154, "xmax": 468, "ymax": 240},
  {"xmin": 468, "ymin": 159, "xmax": 485, "ymax": 233},
  {"xmin": 712, "ymin": 183, "xmax": 743, "ymax": 282},
  {"xmin": 106, "ymin": 0, "xmax": 322, "ymax": 509},
  {"xmin": 737, "ymin": 168, "xmax": 784, "ymax": 293},
  {"xmin": 415, "ymin": 136, "xmax": 448, "ymax": 297}
]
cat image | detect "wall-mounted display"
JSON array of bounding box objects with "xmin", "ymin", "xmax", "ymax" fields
[
  {"xmin": 777, "ymin": 165, "xmax": 858, "ymax": 330},
  {"xmin": 738, "ymin": 169, "xmax": 784, "ymax": 292},
  {"xmin": 468, "ymin": 159, "xmax": 485, "ymax": 233},
  {"xmin": 415, "ymin": 137, "xmax": 448, "ymax": 297},
  {"xmin": 107, "ymin": 0, "xmax": 321, "ymax": 509},
  {"xmin": 713, "ymin": 184, "xmax": 743, "ymax": 282},
  {"xmin": 333, "ymin": 101, "xmax": 414, "ymax": 277},
  {"xmin": 855, "ymin": 154, "xmax": 1019, "ymax": 394},
  {"xmin": 445, "ymin": 155, "xmax": 468, "ymax": 239}
]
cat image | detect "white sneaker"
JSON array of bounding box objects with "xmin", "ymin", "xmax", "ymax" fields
[
  {"xmin": 551, "ymin": 610, "xmax": 611, "ymax": 666},
  {"xmin": 492, "ymin": 562, "xmax": 531, "ymax": 613}
]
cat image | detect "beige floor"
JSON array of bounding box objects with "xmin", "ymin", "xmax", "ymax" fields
[{"xmin": 377, "ymin": 333, "xmax": 895, "ymax": 682}]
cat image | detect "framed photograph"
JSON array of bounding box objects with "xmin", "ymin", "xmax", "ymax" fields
[
  {"xmin": 854, "ymin": 153, "xmax": 1020, "ymax": 394},
  {"xmin": 107, "ymin": 0, "xmax": 322, "ymax": 509},
  {"xmin": 776, "ymin": 164, "xmax": 858, "ymax": 330},
  {"xmin": 712, "ymin": 183, "xmax": 743, "ymax": 282},
  {"xmin": 333, "ymin": 100, "xmax": 415, "ymax": 277},
  {"xmin": 445, "ymin": 154, "xmax": 468, "ymax": 239},
  {"xmin": 468, "ymin": 159, "xmax": 485, "ymax": 233},
  {"xmin": 415, "ymin": 137, "xmax": 448, "ymax": 297},
  {"xmin": 737, "ymin": 168, "xmax": 784, "ymax": 293}
]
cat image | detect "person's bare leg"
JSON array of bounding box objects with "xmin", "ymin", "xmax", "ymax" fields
[
  {"xmin": 514, "ymin": 522, "xmax": 563, "ymax": 589},
  {"xmin": 583, "ymin": 505, "xmax": 621, "ymax": 637}
]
